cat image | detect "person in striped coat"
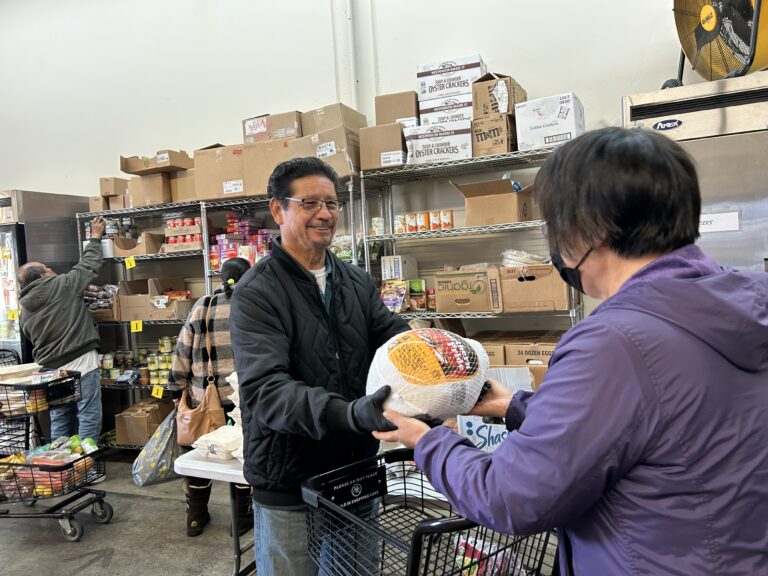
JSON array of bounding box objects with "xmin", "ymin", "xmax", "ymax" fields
[{"xmin": 172, "ymin": 257, "xmax": 251, "ymax": 537}]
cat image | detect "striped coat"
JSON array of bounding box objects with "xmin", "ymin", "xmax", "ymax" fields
[{"xmin": 172, "ymin": 285, "xmax": 235, "ymax": 406}]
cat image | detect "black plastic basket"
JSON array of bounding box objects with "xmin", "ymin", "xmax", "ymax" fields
[
  {"xmin": 0, "ymin": 371, "xmax": 81, "ymax": 419},
  {"xmin": 302, "ymin": 448, "xmax": 557, "ymax": 576},
  {"xmin": 0, "ymin": 448, "xmax": 105, "ymax": 503}
]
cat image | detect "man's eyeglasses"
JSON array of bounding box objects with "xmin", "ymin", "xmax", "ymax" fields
[{"xmin": 284, "ymin": 197, "xmax": 343, "ymax": 214}]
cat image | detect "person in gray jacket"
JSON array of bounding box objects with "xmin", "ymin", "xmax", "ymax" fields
[{"xmin": 19, "ymin": 216, "xmax": 106, "ymax": 441}]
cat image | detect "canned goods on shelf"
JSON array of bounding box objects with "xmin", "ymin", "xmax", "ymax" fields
[
  {"xmin": 109, "ymin": 368, "xmax": 121, "ymax": 380},
  {"xmin": 149, "ymin": 372, "xmax": 160, "ymax": 386},
  {"xmin": 102, "ymin": 353, "xmax": 114, "ymax": 370}
]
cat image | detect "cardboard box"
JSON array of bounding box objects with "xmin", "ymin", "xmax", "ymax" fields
[
  {"xmin": 194, "ymin": 145, "xmax": 245, "ymax": 200},
  {"xmin": 499, "ymin": 265, "xmax": 570, "ymax": 312},
  {"xmin": 288, "ymin": 126, "xmax": 360, "ymax": 179},
  {"xmin": 404, "ymin": 121, "xmax": 472, "ymax": 165},
  {"xmin": 99, "ymin": 177, "xmax": 129, "ymax": 197},
  {"xmin": 160, "ymin": 241, "xmax": 204, "ymax": 253},
  {"xmin": 115, "ymin": 399, "xmax": 173, "ymax": 446},
  {"xmin": 471, "ymin": 331, "xmax": 506, "ymax": 366},
  {"xmin": 419, "ymin": 93, "xmax": 473, "ymax": 126},
  {"xmin": 435, "ymin": 268, "xmax": 503, "ymax": 313},
  {"xmin": 375, "ymin": 91, "xmax": 419, "ymax": 127},
  {"xmin": 90, "ymin": 296, "xmax": 119, "ymax": 322},
  {"xmin": 503, "ymin": 331, "xmax": 563, "ymax": 367},
  {"xmin": 242, "ymin": 140, "xmax": 292, "ymax": 196},
  {"xmin": 529, "ymin": 366, "xmax": 547, "ymax": 389},
  {"xmin": 89, "ymin": 196, "xmax": 108, "ymax": 212},
  {"xmin": 242, "ymin": 111, "xmax": 302, "ymax": 144},
  {"xmin": 118, "ymin": 278, "xmax": 192, "ymax": 321},
  {"xmin": 127, "ymin": 174, "xmax": 172, "ymax": 206},
  {"xmin": 120, "ymin": 149, "xmax": 193, "ymax": 175},
  {"xmin": 381, "ymin": 255, "xmax": 418, "ymax": 281},
  {"xmin": 472, "ymin": 114, "xmax": 517, "ymax": 157},
  {"xmin": 416, "ymin": 54, "xmax": 487, "ymax": 101},
  {"xmin": 360, "ymin": 124, "xmax": 406, "ymax": 170},
  {"xmin": 164, "ymin": 224, "xmax": 201, "ymax": 237},
  {"xmin": 170, "ymin": 169, "xmax": 197, "ymax": 203},
  {"xmin": 452, "ymin": 180, "xmax": 533, "ymax": 226},
  {"xmin": 515, "ymin": 92, "xmax": 585, "ymax": 151},
  {"xmin": 301, "ymin": 103, "xmax": 368, "ymax": 134},
  {"xmin": 107, "ymin": 195, "xmax": 131, "ymax": 210},
  {"xmin": 472, "ymin": 73, "xmax": 528, "ymax": 117},
  {"xmin": 113, "ymin": 232, "xmax": 164, "ymax": 258}
]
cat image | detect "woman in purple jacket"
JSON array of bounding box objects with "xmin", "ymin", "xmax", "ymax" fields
[{"xmin": 375, "ymin": 127, "xmax": 768, "ymax": 575}]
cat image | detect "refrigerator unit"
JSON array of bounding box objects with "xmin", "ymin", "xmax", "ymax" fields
[{"xmin": 0, "ymin": 190, "xmax": 89, "ymax": 363}]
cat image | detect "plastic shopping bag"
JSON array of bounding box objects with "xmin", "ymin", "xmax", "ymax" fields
[{"xmin": 132, "ymin": 407, "xmax": 183, "ymax": 487}]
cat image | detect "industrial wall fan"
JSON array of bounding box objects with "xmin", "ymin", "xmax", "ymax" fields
[{"xmin": 666, "ymin": 0, "xmax": 768, "ymax": 86}]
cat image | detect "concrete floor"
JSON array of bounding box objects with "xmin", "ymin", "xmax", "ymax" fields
[{"xmin": 0, "ymin": 450, "xmax": 254, "ymax": 576}]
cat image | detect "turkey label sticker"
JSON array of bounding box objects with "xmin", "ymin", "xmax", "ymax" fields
[{"xmin": 387, "ymin": 328, "xmax": 478, "ymax": 385}]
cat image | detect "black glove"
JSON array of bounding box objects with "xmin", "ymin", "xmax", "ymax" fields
[{"xmin": 347, "ymin": 385, "xmax": 396, "ymax": 433}]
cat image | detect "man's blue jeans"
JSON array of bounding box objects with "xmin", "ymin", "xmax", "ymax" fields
[
  {"xmin": 253, "ymin": 502, "xmax": 317, "ymax": 576},
  {"xmin": 49, "ymin": 368, "xmax": 102, "ymax": 440}
]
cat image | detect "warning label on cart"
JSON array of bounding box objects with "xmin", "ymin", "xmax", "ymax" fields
[{"xmin": 328, "ymin": 465, "xmax": 386, "ymax": 508}]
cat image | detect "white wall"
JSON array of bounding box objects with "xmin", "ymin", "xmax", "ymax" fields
[{"xmin": 0, "ymin": 0, "xmax": 696, "ymax": 196}]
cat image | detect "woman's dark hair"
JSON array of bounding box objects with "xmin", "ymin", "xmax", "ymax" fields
[
  {"xmin": 267, "ymin": 157, "xmax": 340, "ymax": 202},
  {"xmin": 534, "ymin": 127, "xmax": 701, "ymax": 259},
  {"xmin": 220, "ymin": 258, "xmax": 251, "ymax": 294}
]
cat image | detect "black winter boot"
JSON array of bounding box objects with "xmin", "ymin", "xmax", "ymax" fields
[
  {"xmin": 232, "ymin": 484, "xmax": 254, "ymax": 537},
  {"xmin": 184, "ymin": 477, "xmax": 212, "ymax": 537}
]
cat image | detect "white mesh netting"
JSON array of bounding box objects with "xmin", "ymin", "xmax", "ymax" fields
[{"xmin": 366, "ymin": 328, "xmax": 489, "ymax": 420}]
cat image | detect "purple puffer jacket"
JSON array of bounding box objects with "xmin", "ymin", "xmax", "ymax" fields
[{"xmin": 415, "ymin": 245, "xmax": 768, "ymax": 575}]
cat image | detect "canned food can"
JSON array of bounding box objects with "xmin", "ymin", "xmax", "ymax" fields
[
  {"xmin": 102, "ymin": 353, "xmax": 114, "ymax": 370},
  {"xmin": 166, "ymin": 219, "xmax": 176, "ymax": 229},
  {"xmin": 370, "ymin": 217, "xmax": 385, "ymax": 236},
  {"xmin": 194, "ymin": 217, "xmax": 202, "ymax": 226},
  {"xmin": 158, "ymin": 370, "xmax": 170, "ymax": 384},
  {"xmin": 184, "ymin": 234, "xmax": 193, "ymax": 244},
  {"xmin": 147, "ymin": 354, "xmax": 158, "ymax": 371},
  {"xmin": 109, "ymin": 368, "xmax": 120, "ymax": 380},
  {"xmin": 184, "ymin": 217, "xmax": 195, "ymax": 227},
  {"xmin": 429, "ymin": 210, "xmax": 442, "ymax": 231},
  {"xmin": 394, "ymin": 214, "xmax": 407, "ymax": 235},
  {"xmin": 149, "ymin": 372, "xmax": 159, "ymax": 385},
  {"xmin": 416, "ymin": 212, "xmax": 430, "ymax": 232},
  {"xmin": 193, "ymin": 233, "xmax": 202, "ymax": 243},
  {"xmin": 174, "ymin": 218, "xmax": 184, "ymax": 228},
  {"xmin": 440, "ymin": 209, "xmax": 454, "ymax": 230},
  {"xmin": 167, "ymin": 235, "xmax": 177, "ymax": 244},
  {"xmin": 406, "ymin": 213, "xmax": 418, "ymax": 233}
]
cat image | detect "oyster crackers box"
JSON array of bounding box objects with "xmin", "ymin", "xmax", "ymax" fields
[
  {"xmin": 416, "ymin": 54, "xmax": 487, "ymax": 101},
  {"xmin": 404, "ymin": 121, "xmax": 472, "ymax": 164},
  {"xmin": 458, "ymin": 367, "xmax": 534, "ymax": 453}
]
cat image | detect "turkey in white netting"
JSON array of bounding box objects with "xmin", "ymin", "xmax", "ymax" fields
[{"xmin": 366, "ymin": 328, "xmax": 489, "ymax": 420}]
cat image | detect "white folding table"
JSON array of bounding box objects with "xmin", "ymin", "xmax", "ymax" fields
[{"xmin": 174, "ymin": 450, "xmax": 254, "ymax": 576}]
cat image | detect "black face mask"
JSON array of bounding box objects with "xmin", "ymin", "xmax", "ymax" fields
[{"xmin": 551, "ymin": 248, "xmax": 593, "ymax": 294}]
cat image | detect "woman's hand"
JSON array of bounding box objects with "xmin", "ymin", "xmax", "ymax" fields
[
  {"xmin": 372, "ymin": 410, "xmax": 431, "ymax": 449},
  {"xmin": 468, "ymin": 378, "xmax": 514, "ymax": 418}
]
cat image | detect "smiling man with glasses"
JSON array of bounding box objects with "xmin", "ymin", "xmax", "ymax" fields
[{"xmin": 230, "ymin": 157, "xmax": 409, "ymax": 575}]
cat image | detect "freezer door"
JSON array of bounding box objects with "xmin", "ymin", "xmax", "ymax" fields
[{"xmin": 0, "ymin": 224, "xmax": 27, "ymax": 362}]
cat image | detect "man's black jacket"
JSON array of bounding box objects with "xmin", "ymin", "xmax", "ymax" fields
[{"xmin": 230, "ymin": 239, "xmax": 409, "ymax": 506}]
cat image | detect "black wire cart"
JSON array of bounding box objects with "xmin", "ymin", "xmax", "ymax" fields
[
  {"xmin": 302, "ymin": 448, "xmax": 557, "ymax": 576},
  {"xmin": 0, "ymin": 371, "xmax": 113, "ymax": 541}
]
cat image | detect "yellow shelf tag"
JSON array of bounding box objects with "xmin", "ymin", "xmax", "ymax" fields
[
  {"xmin": 125, "ymin": 256, "xmax": 136, "ymax": 269},
  {"xmin": 130, "ymin": 320, "xmax": 143, "ymax": 333},
  {"xmin": 1, "ymin": 248, "xmax": 11, "ymax": 260},
  {"xmin": 151, "ymin": 385, "xmax": 164, "ymax": 399},
  {"xmin": 7, "ymin": 309, "xmax": 18, "ymax": 321}
]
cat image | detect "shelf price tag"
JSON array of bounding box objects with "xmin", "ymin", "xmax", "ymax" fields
[
  {"xmin": 130, "ymin": 320, "xmax": 143, "ymax": 333},
  {"xmin": 1, "ymin": 248, "xmax": 11, "ymax": 260},
  {"xmin": 7, "ymin": 309, "xmax": 18, "ymax": 321},
  {"xmin": 151, "ymin": 385, "xmax": 164, "ymax": 399},
  {"xmin": 124, "ymin": 256, "xmax": 136, "ymax": 269}
]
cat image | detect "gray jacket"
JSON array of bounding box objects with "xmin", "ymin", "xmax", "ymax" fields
[{"xmin": 20, "ymin": 240, "xmax": 102, "ymax": 369}]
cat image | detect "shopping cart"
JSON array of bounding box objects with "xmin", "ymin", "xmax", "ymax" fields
[
  {"xmin": 302, "ymin": 448, "xmax": 557, "ymax": 576},
  {"xmin": 0, "ymin": 371, "xmax": 113, "ymax": 541}
]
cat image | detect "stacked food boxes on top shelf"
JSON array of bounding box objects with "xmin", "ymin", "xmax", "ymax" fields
[{"xmin": 360, "ymin": 53, "xmax": 588, "ymax": 170}]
